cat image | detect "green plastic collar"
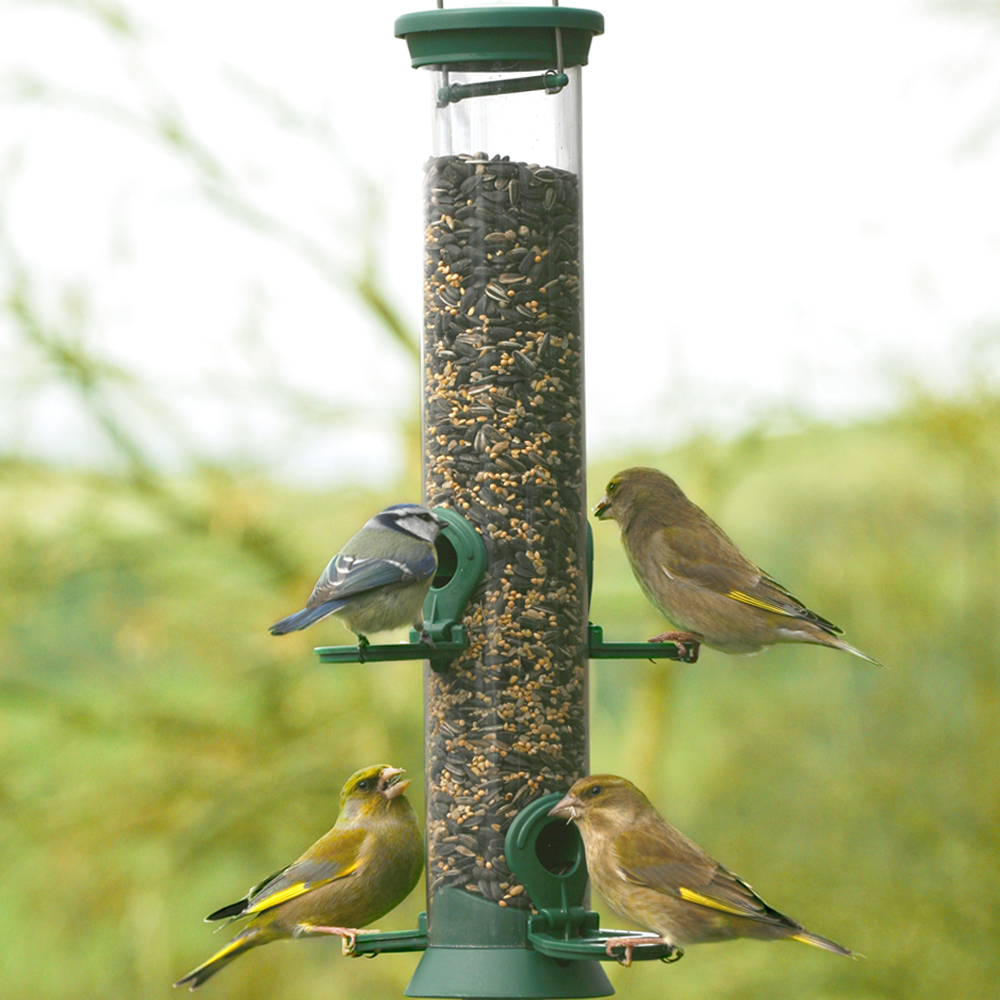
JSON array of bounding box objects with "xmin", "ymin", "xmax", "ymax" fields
[{"xmin": 395, "ymin": 7, "xmax": 604, "ymax": 69}]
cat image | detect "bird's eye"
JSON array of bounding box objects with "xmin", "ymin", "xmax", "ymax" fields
[
  {"xmin": 356, "ymin": 779, "xmax": 372, "ymax": 791},
  {"xmin": 606, "ymin": 482, "xmax": 617, "ymax": 495},
  {"xmin": 588, "ymin": 785, "xmax": 602, "ymax": 797}
]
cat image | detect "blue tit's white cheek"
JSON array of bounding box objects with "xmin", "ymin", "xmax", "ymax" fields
[{"xmin": 394, "ymin": 514, "xmax": 441, "ymax": 543}]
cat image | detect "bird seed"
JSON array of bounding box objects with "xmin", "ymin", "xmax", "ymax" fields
[{"xmin": 423, "ymin": 153, "xmax": 588, "ymax": 911}]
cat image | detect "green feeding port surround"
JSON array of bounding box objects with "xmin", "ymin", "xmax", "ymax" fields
[
  {"xmin": 420, "ymin": 505, "xmax": 488, "ymax": 642},
  {"xmin": 395, "ymin": 7, "xmax": 604, "ymax": 70}
]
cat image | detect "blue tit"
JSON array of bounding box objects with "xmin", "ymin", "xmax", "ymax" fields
[{"xmin": 269, "ymin": 504, "xmax": 444, "ymax": 647}]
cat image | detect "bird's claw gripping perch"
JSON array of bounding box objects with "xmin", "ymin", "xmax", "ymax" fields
[
  {"xmin": 310, "ymin": 926, "xmax": 373, "ymax": 955},
  {"xmin": 604, "ymin": 934, "xmax": 675, "ymax": 967},
  {"xmin": 647, "ymin": 631, "xmax": 701, "ymax": 663}
]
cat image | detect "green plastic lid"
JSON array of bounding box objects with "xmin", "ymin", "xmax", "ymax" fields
[{"xmin": 395, "ymin": 7, "xmax": 604, "ymax": 69}]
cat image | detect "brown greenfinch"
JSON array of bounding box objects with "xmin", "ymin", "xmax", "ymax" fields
[
  {"xmin": 594, "ymin": 467, "xmax": 879, "ymax": 664},
  {"xmin": 550, "ymin": 775, "xmax": 854, "ymax": 966},
  {"xmin": 174, "ymin": 765, "xmax": 423, "ymax": 990}
]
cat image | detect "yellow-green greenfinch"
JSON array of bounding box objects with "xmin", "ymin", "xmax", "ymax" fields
[
  {"xmin": 173, "ymin": 765, "xmax": 423, "ymax": 990},
  {"xmin": 550, "ymin": 775, "xmax": 854, "ymax": 966},
  {"xmin": 594, "ymin": 467, "xmax": 878, "ymax": 664}
]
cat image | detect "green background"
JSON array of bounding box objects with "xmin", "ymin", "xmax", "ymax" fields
[{"xmin": 2, "ymin": 391, "xmax": 996, "ymax": 999}]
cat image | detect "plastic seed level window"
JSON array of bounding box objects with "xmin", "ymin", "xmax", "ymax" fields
[{"xmin": 349, "ymin": 794, "xmax": 679, "ymax": 966}]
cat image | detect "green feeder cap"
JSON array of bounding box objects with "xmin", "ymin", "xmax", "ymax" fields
[{"xmin": 395, "ymin": 6, "xmax": 604, "ymax": 69}]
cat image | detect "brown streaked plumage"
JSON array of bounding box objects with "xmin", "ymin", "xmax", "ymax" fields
[
  {"xmin": 550, "ymin": 775, "xmax": 855, "ymax": 966},
  {"xmin": 173, "ymin": 765, "xmax": 423, "ymax": 990},
  {"xmin": 594, "ymin": 467, "xmax": 879, "ymax": 664}
]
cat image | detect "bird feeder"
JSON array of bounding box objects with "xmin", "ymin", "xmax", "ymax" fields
[{"xmin": 313, "ymin": 5, "xmax": 695, "ymax": 996}]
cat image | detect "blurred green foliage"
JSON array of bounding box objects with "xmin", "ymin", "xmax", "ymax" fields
[{"xmin": 2, "ymin": 390, "xmax": 999, "ymax": 999}]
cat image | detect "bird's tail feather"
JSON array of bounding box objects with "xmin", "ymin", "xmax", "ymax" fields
[
  {"xmin": 795, "ymin": 629, "xmax": 882, "ymax": 667},
  {"xmin": 821, "ymin": 633, "xmax": 882, "ymax": 666},
  {"xmin": 205, "ymin": 899, "xmax": 248, "ymax": 921},
  {"xmin": 269, "ymin": 600, "xmax": 344, "ymax": 635},
  {"xmin": 789, "ymin": 930, "xmax": 856, "ymax": 958},
  {"xmin": 173, "ymin": 930, "xmax": 260, "ymax": 990}
]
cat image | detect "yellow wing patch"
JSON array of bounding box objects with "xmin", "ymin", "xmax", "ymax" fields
[
  {"xmin": 243, "ymin": 862, "xmax": 361, "ymax": 915},
  {"xmin": 725, "ymin": 590, "xmax": 796, "ymax": 618},
  {"xmin": 678, "ymin": 887, "xmax": 749, "ymax": 916}
]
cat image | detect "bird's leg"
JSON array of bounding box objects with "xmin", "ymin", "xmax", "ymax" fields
[
  {"xmin": 356, "ymin": 635, "xmax": 369, "ymax": 664},
  {"xmin": 308, "ymin": 926, "xmax": 376, "ymax": 956},
  {"xmin": 604, "ymin": 934, "xmax": 673, "ymax": 967},
  {"xmin": 416, "ymin": 622, "xmax": 436, "ymax": 649},
  {"xmin": 647, "ymin": 630, "xmax": 701, "ymax": 663}
]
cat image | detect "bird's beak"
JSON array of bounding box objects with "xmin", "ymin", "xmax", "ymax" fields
[
  {"xmin": 593, "ymin": 494, "xmax": 612, "ymax": 520},
  {"xmin": 379, "ymin": 767, "xmax": 410, "ymax": 800},
  {"xmin": 549, "ymin": 792, "xmax": 584, "ymax": 821}
]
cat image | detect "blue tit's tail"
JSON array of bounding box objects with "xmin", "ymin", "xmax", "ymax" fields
[
  {"xmin": 173, "ymin": 929, "xmax": 262, "ymax": 990},
  {"xmin": 269, "ymin": 600, "xmax": 345, "ymax": 635}
]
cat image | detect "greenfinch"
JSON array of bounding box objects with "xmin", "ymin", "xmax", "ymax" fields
[
  {"xmin": 174, "ymin": 765, "xmax": 423, "ymax": 990},
  {"xmin": 550, "ymin": 775, "xmax": 854, "ymax": 966},
  {"xmin": 594, "ymin": 467, "xmax": 878, "ymax": 664}
]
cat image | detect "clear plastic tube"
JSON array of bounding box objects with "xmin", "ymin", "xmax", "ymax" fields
[{"xmin": 421, "ymin": 63, "xmax": 588, "ymax": 914}]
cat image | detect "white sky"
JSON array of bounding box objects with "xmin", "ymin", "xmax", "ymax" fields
[{"xmin": 1, "ymin": 1, "xmax": 998, "ymax": 483}]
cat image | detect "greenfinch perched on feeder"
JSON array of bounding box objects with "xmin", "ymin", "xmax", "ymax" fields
[
  {"xmin": 593, "ymin": 467, "xmax": 879, "ymax": 664},
  {"xmin": 269, "ymin": 504, "xmax": 444, "ymax": 647},
  {"xmin": 550, "ymin": 775, "xmax": 854, "ymax": 966},
  {"xmin": 174, "ymin": 765, "xmax": 423, "ymax": 991}
]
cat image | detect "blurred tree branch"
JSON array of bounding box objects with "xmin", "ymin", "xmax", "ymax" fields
[
  {"xmin": 0, "ymin": 41, "xmax": 418, "ymax": 360},
  {"xmin": 1, "ymin": 254, "xmax": 303, "ymax": 581},
  {"xmin": 935, "ymin": 0, "xmax": 1000, "ymax": 153},
  {"xmin": 0, "ymin": 0, "xmax": 423, "ymax": 581}
]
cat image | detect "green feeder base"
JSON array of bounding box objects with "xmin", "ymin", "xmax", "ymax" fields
[
  {"xmin": 405, "ymin": 890, "xmax": 611, "ymax": 999},
  {"xmin": 405, "ymin": 945, "xmax": 612, "ymax": 999}
]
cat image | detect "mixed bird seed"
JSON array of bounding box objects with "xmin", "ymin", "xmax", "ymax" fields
[{"xmin": 422, "ymin": 153, "xmax": 588, "ymax": 910}]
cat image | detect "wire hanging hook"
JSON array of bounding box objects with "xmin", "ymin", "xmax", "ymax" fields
[{"xmin": 433, "ymin": 0, "xmax": 568, "ymax": 104}]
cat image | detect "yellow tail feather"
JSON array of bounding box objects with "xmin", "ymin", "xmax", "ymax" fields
[{"xmin": 173, "ymin": 932, "xmax": 259, "ymax": 991}]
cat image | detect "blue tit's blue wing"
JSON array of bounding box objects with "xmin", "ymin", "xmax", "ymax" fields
[
  {"xmin": 270, "ymin": 530, "xmax": 437, "ymax": 635},
  {"xmin": 311, "ymin": 549, "xmax": 437, "ymax": 603}
]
